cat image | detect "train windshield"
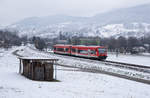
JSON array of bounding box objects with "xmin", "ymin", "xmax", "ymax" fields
[{"xmin": 98, "ymin": 48, "xmax": 106, "ymax": 54}]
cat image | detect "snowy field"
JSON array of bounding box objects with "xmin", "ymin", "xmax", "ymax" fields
[
  {"xmin": 0, "ymin": 48, "xmax": 5, "ymax": 57},
  {"xmin": 0, "ymin": 46, "xmax": 150, "ymax": 98},
  {"xmin": 107, "ymin": 53, "xmax": 150, "ymax": 66},
  {"xmin": 17, "ymin": 46, "xmax": 150, "ymax": 81}
]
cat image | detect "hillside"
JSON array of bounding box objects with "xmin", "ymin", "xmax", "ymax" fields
[
  {"xmin": 92, "ymin": 3, "xmax": 150, "ymax": 24},
  {"xmin": 6, "ymin": 3, "xmax": 150, "ymax": 38}
]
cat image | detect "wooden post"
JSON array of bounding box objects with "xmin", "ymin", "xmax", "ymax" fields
[
  {"xmin": 32, "ymin": 61, "xmax": 34, "ymax": 80},
  {"xmin": 19, "ymin": 59, "xmax": 21, "ymax": 74},
  {"xmin": 54, "ymin": 61, "xmax": 57, "ymax": 80}
]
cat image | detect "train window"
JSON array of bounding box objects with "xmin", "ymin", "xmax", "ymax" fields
[
  {"xmin": 77, "ymin": 50, "xmax": 80, "ymax": 53},
  {"xmin": 71, "ymin": 48, "xmax": 76, "ymax": 52},
  {"xmin": 65, "ymin": 48, "xmax": 69, "ymax": 52},
  {"xmin": 57, "ymin": 48, "xmax": 64, "ymax": 52},
  {"xmin": 78, "ymin": 50, "xmax": 88, "ymax": 54},
  {"xmin": 54, "ymin": 47, "xmax": 56, "ymax": 50},
  {"xmin": 98, "ymin": 48, "xmax": 106, "ymax": 53},
  {"xmin": 90, "ymin": 50, "xmax": 96, "ymax": 55}
]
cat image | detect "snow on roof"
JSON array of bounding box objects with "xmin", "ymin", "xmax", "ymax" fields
[
  {"xmin": 54, "ymin": 44, "xmax": 105, "ymax": 48},
  {"xmin": 19, "ymin": 57, "xmax": 58, "ymax": 61},
  {"xmin": 73, "ymin": 45, "xmax": 104, "ymax": 48}
]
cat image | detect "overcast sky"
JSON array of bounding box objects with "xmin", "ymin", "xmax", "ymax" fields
[{"xmin": 0, "ymin": 0, "xmax": 150, "ymax": 26}]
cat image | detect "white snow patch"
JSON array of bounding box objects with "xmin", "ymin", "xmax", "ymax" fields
[{"xmin": 1, "ymin": 46, "xmax": 150, "ymax": 98}]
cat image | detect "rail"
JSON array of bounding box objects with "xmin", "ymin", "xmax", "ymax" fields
[
  {"xmin": 26, "ymin": 46, "xmax": 150, "ymax": 84},
  {"xmin": 55, "ymin": 63, "xmax": 150, "ymax": 85}
]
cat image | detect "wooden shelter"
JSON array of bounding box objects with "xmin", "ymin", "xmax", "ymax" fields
[{"xmin": 19, "ymin": 57, "xmax": 58, "ymax": 81}]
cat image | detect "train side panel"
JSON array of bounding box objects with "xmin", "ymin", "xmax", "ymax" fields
[{"xmin": 53, "ymin": 45, "xmax": 107, "ymax": 60}]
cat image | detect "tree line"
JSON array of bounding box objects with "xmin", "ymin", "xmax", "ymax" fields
[
  {"xmin": 0, "ymin": 30, "xmax": 24, "ymax": 48},
  {"xmin": 54, "ymin": 32, "xmax": 150, "ymax": 53},
  {"xmin": 100, "ymin": 36, "xmax": 150, "ymax": 53},
  {"xmin": 1, "ymin": 29, "xmax": 150, "ymax": 53}
]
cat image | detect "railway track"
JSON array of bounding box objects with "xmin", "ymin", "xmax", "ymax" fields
[
  {"xmin": 104, "ymin": 60, "xmax": 150, "ymax": 69},
  {"xmin": 55, "ymin": 63, "xmax": 150, "ymax": 85},
  {"xmin": 23, "ymin": 46, "xmax": 150, "ymax": 84},
  {"xmin": 28, "ymin": 46, "xmax": 150, "ymax": 74},
  {"xmin": 49, "ymin": 52, "xmax": 150, "ymax": 74},
  {"xmin": 103, "ymin": 60, "xmax": 150, "ymax": 73}
]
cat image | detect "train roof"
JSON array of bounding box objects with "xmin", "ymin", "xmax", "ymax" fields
[
  {"xmin": 72, "ymin": 45, "xmax": 105, "ymax": 48},
  {"xmin": 54, "ymin": 44, "xmax": 106, "ymax": 48},
  {"xmin": 54, "ymin": 44, "xmax": 72, "ymax": 46}
]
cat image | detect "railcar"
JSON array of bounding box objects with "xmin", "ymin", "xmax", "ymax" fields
[
  {"xmin": 53, "ymin": 44, "xmax": 107, "ymax": 60},
  {"xmin": 53, "ymin": 44, "xmax": 71, "ymax": 55}
]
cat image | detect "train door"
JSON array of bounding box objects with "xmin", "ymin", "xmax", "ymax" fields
[
  {"xmin": 69, "ymin": 46, "xmax": 72, "ymax": 55},
  {"xmin": 88, "ymin": 49, "xmax": 90, "ymax": 57},
  {"xmin": 76, "ymin": 48, "xmax": 78, "ymax": 56},
  {"xmin": 90, "ymin": 49, "xmax": 96, "ymax": 57}
]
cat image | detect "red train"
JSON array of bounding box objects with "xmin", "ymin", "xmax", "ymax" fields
[{"xmin": 53, "ymin": 44, "xmax": 107, "ymax": 60}]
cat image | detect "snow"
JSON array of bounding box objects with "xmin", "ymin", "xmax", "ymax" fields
[
  {"xmin": 16, "ymin": 46, "xmax": 150, "ymax": 80},
  {"xmin": 107, "ymin": 52, "xmax": 150, "ymax": 66},
  {"xmin": 0, "ymin": 48, "xmax": 6, "ymax": 57},
  {"xmin": 1, "ymin": 46, "xmax": 150, "ymax": 98},
  {"xmin": 141, "ymin": 52, "xmax": 150, "ymax": 56},
  {"xmin": 7, "ymin": 21, "xmax": 150, "ymax": 38},
  {"xmin": 19, "ymin": 56, "xmax": 58, "ymax": 60}
]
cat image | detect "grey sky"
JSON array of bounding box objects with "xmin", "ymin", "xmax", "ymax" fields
[{"xmin": 0, "ymin": 0, "xmax": 150, "ymax": 26}]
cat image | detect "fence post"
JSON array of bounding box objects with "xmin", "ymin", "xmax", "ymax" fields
[{"xmin": 55, "ymin": 62, "xmax": 57, "ymax": 80}]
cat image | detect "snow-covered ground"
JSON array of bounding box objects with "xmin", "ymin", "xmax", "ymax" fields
[
  {"xmin": 107, "ymin": 53, "xmax": 150, "ymax": 66},
  {"xmin": 141, "ymin": 52, "xmax": 150, "ymax": 56},
  {"xmin": 16, "ymin": 46, "xmax": 150, "ymax": 81},
  {"xmin": 0, "ymin": 48, "xmax": 5, "ymax": 57},
  {"xmin": 1, "ymin": 46, "xmax": 150, "ymax": 98}
]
